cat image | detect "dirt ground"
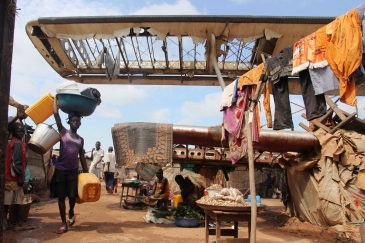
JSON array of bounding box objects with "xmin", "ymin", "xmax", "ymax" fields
[{"xmin": 3, "ymin": 183, "xmax": 362, "ymax": 243}]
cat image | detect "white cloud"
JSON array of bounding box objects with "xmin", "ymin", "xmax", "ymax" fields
[
  {"xmin": 84, "ymin": 85, "xmax": 148, "ymax": 106},
  {"xmin": 130, "ymin": 0, "xmax": 200, "ymax": 15},
  {"xmin": 93, "ymin": 103, "xmax": 122, "ymax": 118},
  {"xmin": 148, "ymin": 108, "xmax": 171, "ymax": 123},
  {"xmin": 179, "ymin": 92, "xmax": 221, "ymax": 125}
]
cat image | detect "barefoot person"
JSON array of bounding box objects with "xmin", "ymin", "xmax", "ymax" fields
[
  {"xmin": 50, "ymin": 99, "xmax": 88, "ymax": 234},
  {"xmin": 4, "ymin": 122, "xmax": 34, "ymax": 231}
]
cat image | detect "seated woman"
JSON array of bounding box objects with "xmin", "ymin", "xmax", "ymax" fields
[
  {"xmin": 141, "ymin": 169, "xmax": 170, "ymax": 207},
  {"xmin": 175, "ymin": 175, "xmax": 205, "ymax": 210},
  {"xmin": 139, "ymin": 175, "xmax": 154, "ymax": 196}
]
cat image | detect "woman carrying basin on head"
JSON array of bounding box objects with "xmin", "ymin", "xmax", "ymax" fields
[{"xmin": 49, "ymin": 98, "xmax": 88, "ymax": 234}]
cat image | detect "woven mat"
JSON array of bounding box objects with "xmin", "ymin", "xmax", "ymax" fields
[{"xmin": 112, "ymin": 122, "xmax": 173, "ymax": 167}]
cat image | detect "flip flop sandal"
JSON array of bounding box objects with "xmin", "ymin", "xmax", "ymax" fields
[
  {"xmin": 55, "ymin": 226, "xmax": 67, "ymax": 234},
  {"xmin": 67, "ymin": 215, "xmax": 76, "ymax": 226},
  {"xmin": 13, "ymin": 224, "xmax": 34, "ymax": 231}
]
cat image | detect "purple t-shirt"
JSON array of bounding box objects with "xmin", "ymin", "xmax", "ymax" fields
[{"xmin": 56, "ymin": 129, "xmax": 83, "ymax": 171}]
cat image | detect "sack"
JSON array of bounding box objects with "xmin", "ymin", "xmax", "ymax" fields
[{"xmin": 135, "ymin": 162, "xmax": 161, "ymax": 181}]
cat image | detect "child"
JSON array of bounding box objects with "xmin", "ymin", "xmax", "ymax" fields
[{"xmin": 4, "ymin": 122, "xmax": 33, "ymax": 231}]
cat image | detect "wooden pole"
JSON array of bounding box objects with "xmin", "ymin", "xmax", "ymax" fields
[
  {"xmin": 0, "ymin": 0, "xmax": 17, "ymax": 241},
  {"xmin": 246, "ymin": 111, "xmax": 257, "ymax": 242}
]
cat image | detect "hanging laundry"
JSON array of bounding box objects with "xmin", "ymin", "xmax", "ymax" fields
[
  {"xmin": 105, "ymin": 48, "xmax": 120, "ymax": 81},
  {"xmin": 222, "ymin": 86, "xmax": 259, "ymax": 165},
  {"xmin": 222, "ymin": 88, "xmax": 249, "ymax": 138},
  {"xmin": 299, "ymin": 69, "xmax": 327, "ymax": 121},
  {"xmin": 292, "ymin": 32, "xmax": 327, "ymax": 75},
  {"xmin": 95, "ymin": 47, "xmax": 121, "ymax": 81},
  {"xmin": 238, "ymin": 63, "xmax": 272, "ymax": 128},
  {"xmin": 272, "ymin": 76, "xmax": 294, "ymax": 130},
  {"xmin": 355, "ymin": 2, "xmax": 365, "ymax": 52},
  {"xmin": 310, "ymin": 23, "xmax": 365, "ymax": 95},
  {"xmin": 309, "ymin": 66, "xmax": 340, "ymax": 95},
  {"xmin": 325, "ymin": 8, "xmax": 363, "ymax": 106},
  {"xmin": 220, "ymin": 79, "xmax": 238, "ymax": 111},
  {"xmin": 266, "ymin": 46, "xmax": 294, "ymax": 130},
  {"xmin": 266, "ymin": 45, "xmax": 293, "ymax": 85}
]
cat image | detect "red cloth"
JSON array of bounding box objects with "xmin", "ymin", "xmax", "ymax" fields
[{"xmin": 5, "ymin": 137, "xmax": 26, "ymax": 182}]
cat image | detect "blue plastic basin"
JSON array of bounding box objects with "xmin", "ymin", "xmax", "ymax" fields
[
  {"xmin": 56, "ymin": 93, "xmax": 99, "ymax": 117},
  {"xmin": 174, "ymin": 217, "xmax": 200, "ymax": 228}
]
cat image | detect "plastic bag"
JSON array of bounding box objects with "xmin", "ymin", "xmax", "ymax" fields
[{"xmin": 220, "ymin": 188, "xmax": 230, "ymax": 196}]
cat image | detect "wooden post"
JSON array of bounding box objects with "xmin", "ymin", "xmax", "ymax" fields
[
  {"xmin": 245, "ymin": 111, "xmax": 257, "ymax": 243},
  {"xmin": 0, "ymin": 0, "xmax": 17, "ymax": 240}
]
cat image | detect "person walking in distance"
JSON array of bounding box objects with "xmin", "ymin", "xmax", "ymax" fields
[
  {"xmin": 89, "ymin": 141, "xmax": 104, "ymax": 180},
  {"xmin": 102, "ymin": 146, "xmax": 116, "ymax": 194},
  {"xmin": 50, "ymin": 99, "xmax": 88, "ymax": 234}
]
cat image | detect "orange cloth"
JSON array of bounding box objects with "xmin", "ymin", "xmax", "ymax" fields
[
  {"xmin": 292, "ymin": 32, "xmax": 327, "ymax": 75},
  {"xmin": 324, "ymin": 9, "xmax": 362, "ymax": 106},
  {"xmin": 238, "ymin": 63, "xmax": 272, "ymax": 128}
]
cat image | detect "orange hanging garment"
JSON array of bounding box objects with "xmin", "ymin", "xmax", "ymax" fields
[
  {"xmin": 238, "ymin": 63, "xmax": 272, "ymax": 128},
  {"xmin": 325, "ymin": 9, "xmax": 363, "ymax": 106},
  {"xmin": 292, "ymin": 32, "xmax": 327, "ymax": 75}
]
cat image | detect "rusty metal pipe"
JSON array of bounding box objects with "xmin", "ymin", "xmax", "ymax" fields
[{"xmin": 173, "ymin": 125, "xmax": 319, "ymax": 153}]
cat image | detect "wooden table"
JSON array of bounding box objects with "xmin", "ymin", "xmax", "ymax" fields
[
  {"xmin": 198, "ymin": 203, "xmax": 266, "ymax": 243},
  {"xmin": 204, "ymin": 209, "xmax": 251, "ymax": 243},
  {"xmin": 119, "ymin": 182, "xmax": 141, "ymax": 207}
]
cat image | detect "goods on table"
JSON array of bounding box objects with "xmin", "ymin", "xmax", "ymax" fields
[
  {"xmin": 206, "ymin": 184, "xmax": 223, "ymax": 190},
  {"xmin": 197, "ymin": 187, "xmax": 247, "ymax": 207}
]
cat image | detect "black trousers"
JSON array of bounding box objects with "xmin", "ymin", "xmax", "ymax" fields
[
  {"xmin": 272, "ymin": 76, "xmax": 294, "ymax": 130},
  {"xmin": 299, "ymin": 69, "xmax": 327, "ymax": 121}
]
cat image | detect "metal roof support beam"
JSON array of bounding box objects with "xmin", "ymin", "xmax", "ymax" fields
[
  {"xmin": 194, "ymin": 43, "xmax": 197, "ymax": 69},
  {"xmin": 71, "ymin": 39, "xmax": 92, "ymax": 67},
  {"xmin": 146, "ymin": 36, "xmax": 155, "ymax": 69},
  {"xmin": 179, "ymin": 38, "xmax": 183, "ymax": 71},
  {"xmin": 130, "ymin": 36, "xmax": 141, "ymax": 69},
  {"xmin": 210, "ymin": 33, "xmax": 226, "ymax": 91},
  {"xmin": 115, "ymin": 37, "xmax": 128, "ymax": 69}
]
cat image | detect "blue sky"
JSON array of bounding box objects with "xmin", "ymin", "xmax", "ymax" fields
[{"xmin": 9, "ymin": 0, "xmax": 365, "ymax": 153}]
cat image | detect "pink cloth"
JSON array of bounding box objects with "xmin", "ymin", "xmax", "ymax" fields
[{"xmin": 223, "ymin": 86, "xmax": 259, "ymax": 164}]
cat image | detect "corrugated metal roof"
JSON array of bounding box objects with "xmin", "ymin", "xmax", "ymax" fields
[{"xmin": 26, "ymin": 15, "xmax": 365, "ymax": 95}]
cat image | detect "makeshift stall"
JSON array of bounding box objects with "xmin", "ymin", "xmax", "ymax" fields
[{"xmin": 197, "ymin": 203, "xmax": 266, "ymax": 243}]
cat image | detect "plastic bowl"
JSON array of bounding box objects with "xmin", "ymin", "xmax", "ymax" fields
[
  {"xmin": 56, "ymin": 93, "xmax": 100, "ymax": 117},
  {"xmin": 174, "ymin": 217, "xmax": 200, "ymax": 227},
  {"xmin": 56, "ymin": 81, "xmax": 79, "ymax": 94}
]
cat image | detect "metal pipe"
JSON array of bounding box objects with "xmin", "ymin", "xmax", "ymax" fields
[
  {"xmin": 210, "ymin": 33, "xmax": 226, "ymax": 91},
  {"xmin": 173, "ymin": 125, "xmax": 319, "ymax": 152}
]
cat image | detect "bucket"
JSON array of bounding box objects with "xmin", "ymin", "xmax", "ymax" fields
[
  {"xmin": 28, "ymin": 123, "xmax": 61, "ymax": 154},
  {"xmin": 25, "ymin": 93, "xmax": 55, "ymax": 124},
  {"xmin": 56, "ymin": 81, "xmax": 80, "ymax": 94},
  {"xmin": 173, "ymin": 194, "xmax": 183, "ymax": 208}
]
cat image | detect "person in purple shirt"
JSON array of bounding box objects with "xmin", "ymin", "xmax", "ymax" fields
[{"xmin": 50, "ymin": 98, "xmax": 88, "ymax": 234}]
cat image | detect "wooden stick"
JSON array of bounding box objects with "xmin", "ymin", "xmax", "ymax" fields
[
  {"xmin": 245, "ymin": 111, "xmax": 257, "ymax": 243},
  {"xmin": 329, "ymin": 112, "xmax": 357, "ymax": 134},
  {"xmin": 299, "ymin": 122, "xmax": 311, "ymax": 132}
]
